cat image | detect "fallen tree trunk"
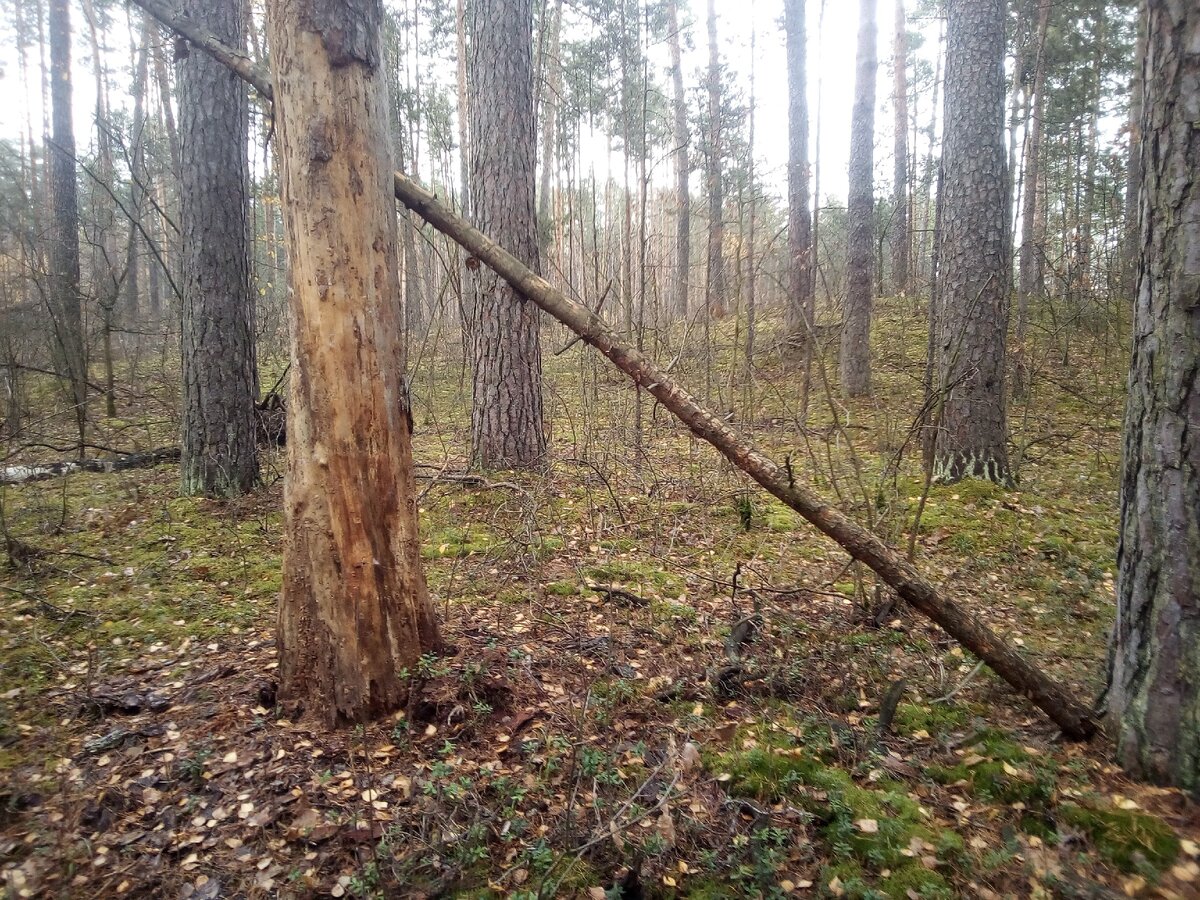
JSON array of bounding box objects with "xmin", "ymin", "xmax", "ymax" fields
[
  {"xmin": 0, "ymin": 447, "xmax": 181, "ymax": 486},
  {"xmin": 126, "ymin": 0, "xmax": 1097, "ymax": 740}
]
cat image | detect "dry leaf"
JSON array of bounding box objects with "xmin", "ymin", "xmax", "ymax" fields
[{"xmin": 657, "ymin": 808, "xmax": 676, "ymax": 847}]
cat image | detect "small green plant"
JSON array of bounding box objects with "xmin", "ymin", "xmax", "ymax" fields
[
  {"xmin": 178, "ymin": 747, "xmax": 212, "ymax": 785},
  {"xmin": 527, "ymin": 840, "xmax": 555, "ymax": 873},
  {"xmin": 736, "ymin": 493, "xmax": 755, "ymax": 531},
  {"xmin": 417, "ymin": 653, "xmax": 450, "ymax": 678},
  {"xmin": 347, "ymin": 860, "xmax": 381, "ymax": 898}
]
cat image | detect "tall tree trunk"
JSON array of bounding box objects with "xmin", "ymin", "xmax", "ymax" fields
[
  {"xmin": 1076, "ymin": 8, "xmax": 1105, "ymax": 301},
  {"xmin": 536, "ymin": 0, "xmax": 562, "ymax": 247},
  {"xmin": 1013, "ymin": 0, "xmax": 1050, "ymax": 399},
  {"xmin": 124, "ymin": 14, "xmax": 154, "ymax": 318},
  {"xmin": 455, "ymin": 0, "xmax": 476, "ymax": 344},
  {"xmin": 620, "ymin": 0, "xmax": 634, "ymax": 335},
  {"xmin": 152, "ymin": 38, "xmax": 180, "ymax": 318},
  {"xmin": 840, "ymin": 0, "xmax": 878, "ymax": 397},
  {"xmin": 1005, "ymin": 0, "xmax": 1028, "ymax": 239},
  {"xmin": 177, "ymin": 0, "xmax": 259, "ymax": 496},
  {"xmin": 1107, "ymin": 0, "xmax": 1200, "ymax": 791},
  {"xmin": 266, "ymin": 0, "xmax": 443, "ymax": 726},
  {"xmin": 744, "ymin": 19, "xmax": 757, "ymax": 386},
  {"xmin": 783, "ymin": 0, "xmax": 814, "ymax": 362},
  {"xmin": 469, "ymin": 0, "xmax": 546, "ymax": 469},
  {"xmin": 933, "ymin": 0, "xmax": 1012, "ymax": 486},
  {"xmin": 81, "ymin": 0, "xmax": 121, "ymax": 419},
  {"xmin": 704, "ymin": 0, "xmax": 726, "ymax": 316},
  {"xmin": 152, "ymin": 42, "xmax": 181, "ymax": 179},
  {"xmin": 667, "ymin": 0, "xmax": 690, "ymax": 319},
  {"xmin": 918, "ymin": 18, "xmax": 944, "ymax": 291},
  {"xmin": 47, "ymin": 0, "xmax": 87, "ymax": 452},
  {"xmin": 1120, "ymin": 4, "xmax": 1147, "ymax": 302},
  {"xmin": 890, "ymin": 0, "xmax": 909, "ymax": 297}
]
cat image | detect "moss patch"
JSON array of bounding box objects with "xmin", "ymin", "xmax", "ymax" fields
[
  {"xmin": 891, "ymin": 702, "xmax": 969, "ymax": 736},
  {"xmin": 927, "ymin": 729, "xmax": 1057, "ymax": 806},
  {"xmin": 710, "ymin": 745, "xmax": 955, "ymax": 897},
  {"xmin": 1059, "ymin": 802, "xmax": 1180, "ymax": 875}
]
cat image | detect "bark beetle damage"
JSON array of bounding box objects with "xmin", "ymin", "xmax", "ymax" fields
[
  {"xmin": 306, "ymin": 118, "xmax": 334, "ymax": 164},
  {"xmin": 300, "ymin": 0, "xmax": 379, "ymax": 70}
]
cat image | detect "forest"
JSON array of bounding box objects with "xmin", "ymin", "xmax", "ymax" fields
[{"xmin": 0, "ymin": 0, "xmax": 1197, "ymax": 896}]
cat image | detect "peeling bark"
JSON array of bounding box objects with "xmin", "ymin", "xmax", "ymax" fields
[{"xmin": 266, "ymin": 0, "xmax": 442, "ymax": 725}]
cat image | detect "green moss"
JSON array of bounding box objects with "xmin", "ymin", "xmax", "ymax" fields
[
  {"xmin": 927, "ymin": 729, "xmax": 1059, "ymax": 808},
  {"xmin": 928, "ymin": 760, "xmax": 1053, "ymax": 807},
  {"xmin": 684, "ymin": 878, "xmax": 741, "ymax": 899},
  {"xmin": 582, "ymin": 560, "xmax": 680, "ymax": 594},
  {"xmin": 891, "ymin": 703, "xmax": 969, "ymax": 736},
  {"xmin": 818, "ymin": 860, "xmax": 871, "ymax": 897},
  {"xmin": 0, "ymin": 748, "xmax": 25, "ymax": 772},
  {"xmin": 878, "ymin": 864, "xmax": 953, "ymax": 899},
  {"xmin": 710, "ymin": 746, "xmax": 958, "ymax": 896},
  {"xmin": 423, "ymin": 524, "xmax": 498, "ymax": 558},
  {"xmin": 651, "ymin": 600, "xmax": 697, "ymax": 623},
  {"xmin": 763, "ymin": 503, "xmax": 799, "ymax": 533},
  {"xmin": 933, "ymin": 478, "xmax": 1007, "ymax": 504},
  {"xmin": 542, "ymin": 857, "xmax": 599, "ymax": 895},
  {"xmin": 1058, "ymin": 803, "xmax": 1179, "ymax": 875},
  {"xmin": 545, "ymin": 580, "xmax": 578, "ymax": 597}
]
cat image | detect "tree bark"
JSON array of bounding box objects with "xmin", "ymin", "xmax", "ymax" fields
[
  {"xmin": 455, "ymin": 0, "xmax": 477, "ymax": 343},
  {"xmin": 667, "ymin": 0, "xmax": 690, "ymax": 319},
  {"xmin": 1120, "ymin": 5, "xmax": 1147, "ymax": 302},
  {"xmin": 1107, "ymin": 0, "xmax": 1200, "ymax": 790},
  {"xmin": 784, "ymin": 0, "xmax": 814, "ymax": 361},
  {"xmin": 1014, "ymin": 0, "xmax": 1050, "ymax": 398},
  {"xmin": 704, "ymin": 0, "xmax": 726, "ymax": 316},
  {"xmin": 266, "ymin": 0, "xmax": 443, "ymax": 726},
  {"xmin": 536, "ymin": 0, "xmax": 562, "ymax": 248},
  {"xmin": 128, "ymin": 0, "xmax": 1099, "ymax": 742},
  {"xmin": 81, "ymin": 0, "xmax": 121, "ymax": 420},
  {"xmin": 177, "ymin": 0, "xmax": 258, "ymax": 497},
  {"xmin": 124, "ymin": 14, "xmax": 154, "ymax": 318},
  {"xmin": 468, "ymin": 0, "xmax": 546, "ymax": 469},
  {"xmin": 933, "ymin": 0, "xmax": 1013, "ymax": 487},
  {"xmin": 47, "ymin": 0, "xmax": 87, "ymax": 451},
  {"xmin": 890, "ymin": 0, "xmax": 910, "ymax": 298},
  {"xmin": 841, "ymin": 0, "xmax": 877, "ymax": 397}
]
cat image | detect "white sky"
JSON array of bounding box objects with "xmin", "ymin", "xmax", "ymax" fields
[{"xmin": 0, "ymin": 0, "xmax": 943, "ymax": 208}]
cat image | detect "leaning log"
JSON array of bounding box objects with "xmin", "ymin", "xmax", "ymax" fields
[
  {"xmin": 124, "ymin": 0, "xmax": 1097, "ymax": 740},
  {"xmin": 393, "ymin": 172, "xmax": 1096, "ymax": 740}
]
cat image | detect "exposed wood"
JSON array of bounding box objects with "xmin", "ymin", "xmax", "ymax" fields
[
  {"xmin": 265, "ymin": 0, "xmax": 442, "ymax": 725},
  {"xmin": 121, "ymin": 0, "xmax": 1099, "ymax": 740}
]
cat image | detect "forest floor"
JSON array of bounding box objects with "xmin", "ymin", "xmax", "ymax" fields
[{"xmin": 0, "ymin": 308, "xmax": 1197, "ymax": 899}]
